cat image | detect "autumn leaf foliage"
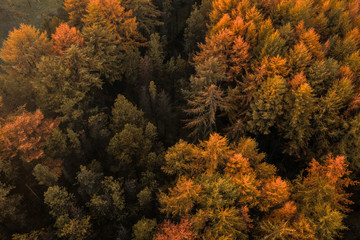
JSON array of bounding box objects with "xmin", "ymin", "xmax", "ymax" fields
[
  {"xmin": 52, "ymin": 23, "xmax": 84, "ymax": 55},
  {"xmin": 159, "ymin": 134, "xmax": 356, "ymax": 239},
  {"xmin": 83, "ymin": 0, "xmax": 145, "ymax": 47},
  {"xmin": 184, "ymin": 0, "xmax": 360, "ymax": 174},
  {"xmin": 159, "ymin": 134, "xmax": 291, "ymax": 239},
  {"xmin": 0, "ymin": 24, "xmax": 51, "ymax": 76},
  {"xmin": 64, "ymin": 0, "xmax": 90, "ymax": 28},
  {"xmin": 0, "ymin": 109, "xmax": 59, "ymax": 163},
  {"xmin": 154, "ymin": 218, "xmax": 198, "ymax": 240},
  {"xmin": 297, "ymin": 154, "xmax": 357, "ymax": 213}
]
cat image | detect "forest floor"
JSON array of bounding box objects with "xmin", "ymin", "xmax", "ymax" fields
[{"xmin": 0, "ymin": 0, "xmax": 62, "ymax": 45}]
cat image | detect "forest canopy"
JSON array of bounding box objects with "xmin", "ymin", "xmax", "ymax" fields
[{"xmin": 1, "ymin": 0, "xmax": 360, "ymax": 239}]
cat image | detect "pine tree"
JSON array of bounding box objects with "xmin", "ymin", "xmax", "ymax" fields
[
  {"xmin": 338, "ymin": 113, "xmax": 360, "ymax": 171},
  {"xmin": 159, "ymin": 176, "xmax": 202, "ymax": 217},
  {"xmin": 186, "ymin": 57, "xmax": 227, "ymax": 97},
  {"xmin": 298, "ymin": 28, "xmax": 324, "ymax": 59},
  {"xmin": 64, "ymin": 0, "xmax": 90, "ymax": 28},
  {"xmin": 306, "ymin": 58, "xmax": 339, "ymax": 96},
  {"xmin": 110, "ymin": 94, "xmax": 145, "ymax": 133},
  {"xmin": 209, "ymin": 0, "xmax": 241, "ymax": 25},
  {"xmin": 344, "ymin": 50, "xmax": 360, "ymax": 80},
  {"xmin": 0, "ymin": 109, "xmax": 59, "ymax": 183},
  {"xmin": 199, "ymin": 133, "xmax": 233, "ymax": 174},
  {"xmin": 0, "ymin": 25, "xmax": 52, "ymax": 109},
  {"xmin": 32, "ymin": 164, "xmax": 59, "ymax": 186},
  {"xmin": 162, "ymin": 140, "xmax": 202, "ymax": 177},
  {"xmin": 256, "ymin": 31, "xmax": 286, "ymax": 59},
  {"xmin": 229, "ymin": 36, "xmax": 251, "ymax": 79},
  {"xmin": 294, "ymin": 154, "xmax": 356, "ymax": 240},
  {"xmin": 185, "ymin": 84, "xmax": 231, "ymax": 138},
  {"xmin": 194, "ymin": 29, "xmax": 235, "ymax": 75},
  {"xmin": 330, "ymin": 28, "xmax": 360, "ymax": 61},
  {"xmin": 0, "ymin": 24, "xmax": 51, "ymax": 77},
  {"xmin": 34, "ymin": 46, "xmax": 103, "ymax": 122},
  {"xmin": 12, "ymin": 231, "xmax": 43, "ymax": 240},
  {"xmin": 82, "ymin": 23, "xmax": 139, "ymax": 83},
  {"xmin": 83, "ymin": 0, "xmax": 145, "ymax": 47},
  {"xmin": 87, "ymin": 176, "xmax": 125, "ymax": 220},
  {"xmin": 258, "ymin": 177, "xmax": 291, "ymax": 212},
  {"xmin": 225, "ymin": 153, "xmax": 259, "ymax": 206},
  {"xmin": 184, "ymin": 0, "xmax": 212, "ymax": 54},
  {"xmin": 313, "ymin": 77, "xmax": 354, "ymax": 155},
  {"xmin": 107, "ymin": 94, "xmax": 162, "ymax": 174},
  {"xmin": 0, "ymin": 183, "xmax": 22, "ymax": 225},
  {"xmin": 122, "ymin": 0, "xmax": 162, "ymax": 38},
  {"xmin": 261, "ymin": 55, "xmax": 289, "ymax": 78},
  {"xmin": 44, "ymin": 185, "xmax": 75, "ymax": 218},
  {"xmin": 146, "ymin": 33, "xmax": 165, "ymax": 83},
  {"xmin": 59, "ymin": 216, "xmax": 91, "ymax": 240},
  {"xmin": 282, "ymin": 74, "xmax": 315, "ymax": 157},
  {"xmin": 76, "ymin": 165, "xmax": 103, "ymax": 197},
  {"xmin": 0, "ymin": 110, "xmax": 59, "ymax": 164},
  {"xmin": 52, "ymin": 23, "xmax": 84, "ymax": 55},
  {"xmin": 154, "ymin": 218, "xmax": 198, "ymax": 240},
  {"xmin": 288, "ymin": 42, "xmax": 312, "ymax": 74},
  {"xmin": 247, "ymin": 75, "xmax": 287, "ymax": 134},
  {"xmin": 132, "ymin": 218, "xmax": 157, "ymax": 240}
]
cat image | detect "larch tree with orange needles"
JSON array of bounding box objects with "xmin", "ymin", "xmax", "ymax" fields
[
  {"xmin": 0, "ymin": 24, "xmax": 51, "ymax": 77},
  {"xmin": 185, "ymin": 84, "xmax": 232, "ymax": 139},
  {"xmin": 154, "ymin": 218, "xmax": 198, "ymax": 240},
  {"xmin": 294, "ymin": 154, "xmax": 357, "ymax": 240},
  {"xmin": 0, "ymin": 109, "xmax": 59, "ymax": 182},
  {"xmin": 82, "ymin": 0, "xmax": 145, "ymax": 48},
  {"xmin": 52, "ymin": 23, "xmax": 84, "ymax": 55},
  {"xmin": 64, "ymin": 0, "xmax": 90, "ymax": 28},
  {"xmin": 0, "ymin": 24, "xmax": 52, "ymax": 110}
]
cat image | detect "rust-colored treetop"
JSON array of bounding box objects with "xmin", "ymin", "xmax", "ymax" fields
[
  {"xmin": 52, "ymin": 23, "xmax": 84, "ymax": 55},
  {"xmin": 0, "ymin": 24, "xmax": 51, "ymax": 76}
]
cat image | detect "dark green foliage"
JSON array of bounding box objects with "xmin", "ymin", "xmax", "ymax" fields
[
  {"xmin": 76, "ymin": 165, "xmax": 103, "ymax": 196},
  {"xmin": 81, "ymin": 24, "xmax": 123, "ymax": 83},
  {"xmin": 34, "ymin": 46, "xmax": 102, "ymax": 120},
  {"xmin": 132, "ymin": 218, "xmax": 157, "ymax": 240},
  {"xmin": 107, "ymin": 94, "xmax": 163, "ymax": 173},
  {"xmin": 184, "ymin": 0, "xmax": 212, "ymax": 54},
  {"xmin": 58, "ymin": 216, "xmax": 91, "ymax": 240},
  {"xmin": 123, "ymin": 0, "xmax": 163, "ymax": 38},
  {"xmin": 12, "ymin": 231, "xmax": 42, "ymax": 240},
  {"xmin": 32, "ymin": 164, "xmax": 59, "ymax": 186},
  {"xmin": 87, "ymin": 176, "xmax": 125, "ymax": 220},
  {"xmin": 44, "ymin": 185, "xmax": 75, "ymax": 218},
  {"xmin": 0, "ymin": 183, "xmax": 22, "ymax": 225},
  {"xmin": 110, "ymin": 94, "xmax": 145, "ymax": 132}
]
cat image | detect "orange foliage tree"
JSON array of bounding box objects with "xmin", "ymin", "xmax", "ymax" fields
[
  {"xmin": 159, "ymin": 133, "xmax": 292, "ymax": 239},
  {"xmin": 64, "ymin": 0, "xmax": 90, "ymax": 28},
  {"xmin": 185, "ymin": 0, "xmax": 360, "ymax": 174},
  {"xmin": 295, "ymin": 154, "xmax": 357, "ymax": 213},
  {"xmin": 159, "ymin": 134, "xmax": 356, "ymax": 239},
  {"xmin": 154, "ymin": 218, "xmax": 198, "ymax": 240},
  {"xmin": 0, "ymin": 109, "xmax": 59, "ymax": 163},
  {"xmin": 52, "ymin": 23, "xmax": 84, "ymax": 55},
  {"xmin": 82, "ymin": 0, "xmax": 144, "ymax": 47},
  {"xmin": 0, "ymin": 24, "xmax": 51, "ymax": 77}
]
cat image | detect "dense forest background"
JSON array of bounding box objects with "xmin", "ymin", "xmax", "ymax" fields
[{"xmin": 1, "ymin": 0, "xmax": 360, "ymax": 239}]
